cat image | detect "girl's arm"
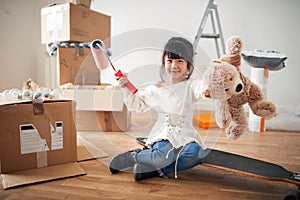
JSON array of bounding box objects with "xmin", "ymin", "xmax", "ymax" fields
[
  {"xmin": 117, "ymin": 74, "xmax": 150, "ymax": 113},
  {"xmin": 213, "ymin": 54, "xmax": 241, "ymax": 67}
]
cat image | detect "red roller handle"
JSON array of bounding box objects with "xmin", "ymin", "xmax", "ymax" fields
[
  {"xmin": 115, "ymin": 70, "xmax": 138, "ymax": 94},
  {"xmin": 91, "ymin": 39, "xmax": 138, "ymax": 94}
]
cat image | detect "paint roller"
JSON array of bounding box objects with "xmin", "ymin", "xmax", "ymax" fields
[{"xmin": 90, "ymin": 39, "xmax": 138, "ymax": 94}]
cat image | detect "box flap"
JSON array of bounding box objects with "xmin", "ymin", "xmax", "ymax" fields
[
  {"xmin": 62, "ymin": 86, "xmax": 124, "ymax": 111},
  {"xmin": 41, "ymin": 3, "xmax": 70, "ymax": 16},
  {"xmin": 0, "ymin": 162, "xmax": 86, "ymax": 189},
  {"xmin": 0, "ymin": 96, "xmax": 73, "ymax": 106},
  {"xmin": 41, "ymin": 2, "xmax": 111, "ymax": 44},
  {"xmin": 0, "ymin": 97, "xmax": 31, "ymax": 106}
]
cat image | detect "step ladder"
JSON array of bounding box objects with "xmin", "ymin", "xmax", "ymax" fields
[{"xmin": 193, "ymin": 0, "xmax": 225, "ymax": 58}]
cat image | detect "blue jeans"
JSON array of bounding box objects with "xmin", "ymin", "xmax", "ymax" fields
[{"xmin": 134, "ymin": 140, "xmax": 204, "ymax": 175}]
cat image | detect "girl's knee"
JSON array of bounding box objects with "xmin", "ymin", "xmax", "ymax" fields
[
  {"xmin": 183, "ymin": 143, "xmax": 204, "ymax": 165},
  {"xmin": 185, "ymin": 142, "xmax": 202, "ymax": 156},
  {"xmin": 151, "ymin": 148, "xmax": 175, "ymax": 167}
]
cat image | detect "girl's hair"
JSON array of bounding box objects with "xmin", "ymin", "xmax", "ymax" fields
[{"xmin": 160, "ymin": 37, "xmax": 194, "ymax": 81}]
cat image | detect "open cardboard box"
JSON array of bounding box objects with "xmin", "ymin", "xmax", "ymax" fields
[
  {"xmin": 63, "ymin": 85, "xmax": 130, "ymax": 132},
  {"xmin": 0, "ymin": 98, "xmax": 86, "ymax": 189}
]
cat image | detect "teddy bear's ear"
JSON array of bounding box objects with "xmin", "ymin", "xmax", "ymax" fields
[{"xmin": 226, "ymin": 35, "xmax": 242, "ymax": 55}]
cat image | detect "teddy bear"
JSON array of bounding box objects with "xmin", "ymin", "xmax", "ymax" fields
[{"xmin": 202, "ymin": 36, "xmax": 276, "ymax": 140}]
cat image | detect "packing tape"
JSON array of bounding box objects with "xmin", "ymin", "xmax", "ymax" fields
[{"xmin": 37, "ymin": 151, "xmax": 48, "ymax": 168}]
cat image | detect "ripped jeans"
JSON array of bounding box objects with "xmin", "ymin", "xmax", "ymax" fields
[{"xmin": 133, "ymin": 140, "xmax": 204, "ymax": 176}]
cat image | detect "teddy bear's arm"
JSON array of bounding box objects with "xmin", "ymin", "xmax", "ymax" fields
[
  {"xmin": 248, "ymin": 82, "xmax": 264, "ymax": 104},
  {"xmin": 247, "ymin": 82, "xmax": 276, "ymax": 119}
]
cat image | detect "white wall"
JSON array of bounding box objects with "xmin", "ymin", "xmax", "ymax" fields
[
  {"xmin": 0, "ymin": 0, "xmax": 299, "ymax": 106},
  {"xmin": 0, "ymin": 0, "xmax": 65, "ymax": 90},
  {"xmin": 91, "ymin": 0, "xmax": 300, "ymax": 106},
  {"xmin": 0, "ymin": 0, "xmax": 37, "ymax": 89}
]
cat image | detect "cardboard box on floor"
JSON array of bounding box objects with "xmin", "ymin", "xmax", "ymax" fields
[
  {"xmin": 0, "ymin": 99, "xmax": 86, "ymax": 189},
  {"xmin": 58, "ymin": 47, "xmax": 100, "ymax": 85},
  {"xmin": 41, "ymin": 3, "xmax": 111, "ymax": 44},
  {"xmin": 62, "ymin": 85, "xmax": 130, "ymax": 132}
]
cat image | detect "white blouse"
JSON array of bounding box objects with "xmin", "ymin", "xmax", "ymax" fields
[{"xmin": 122, "ymin": 79, "xmax": 206, "ymax": 150}]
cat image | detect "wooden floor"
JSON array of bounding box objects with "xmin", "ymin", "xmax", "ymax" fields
[{"xmin": 1, "ymin": 114, "xmax": 300, "ymax": 200}]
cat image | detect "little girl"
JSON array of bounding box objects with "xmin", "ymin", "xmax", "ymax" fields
[{"xmin": 109, "ymin": 37, "xmax": 240, "ymax": 181}]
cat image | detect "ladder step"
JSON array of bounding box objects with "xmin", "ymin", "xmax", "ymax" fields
[{"xmin": 201, "ymin": 33, "xmax": 220, "ymax": 38}]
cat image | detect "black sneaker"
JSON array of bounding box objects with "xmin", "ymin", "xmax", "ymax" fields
[
  {"xmin": 109, "ymin": 151, "xmax": 135, "ymax": 174},
  {"xmin": 133, "ymin": 163, "xmax": 160, "ymax": 181}
]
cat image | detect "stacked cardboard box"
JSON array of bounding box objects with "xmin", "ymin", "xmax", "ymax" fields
[
  {"xmin": 62, "ymin": 85, "xmax": 130, "ymax": 132},
  {"xmin": 0, "ymin": 2, "xmax": 118, "ymax": 190},
  {"xmin": 41, "ymin": 3, "xmax": 111, "ymax": 44},
  {"xmin": 41, "ymin": 3, "xmax": 128, "ymax": 132},
  {"xmin": 56, "ymin": 49, "xmax": 131, "ymax": 132},
  {"xmin": 41, "ymin": 2, "xmax": 111, "ymax": 86},
  {"xmin": 57, "ymin": 47, "xmax": 100, "ymax": 85}
]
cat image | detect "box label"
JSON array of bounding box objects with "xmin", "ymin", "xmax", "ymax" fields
[
  {"xmin": 20, "ymin": 124, "xmax": 49, "ymax": 154},
  {"xmin": 46, "ymin": 12, "xmax": 63, "ymax": 31},
  {"xmin": 37, "ymin": 151, "xmax": 48, "ymax": 168}
]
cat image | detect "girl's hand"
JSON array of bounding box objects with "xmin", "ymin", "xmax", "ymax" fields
[
  {"xmin": 116, "ymin": 73, "xmax": 128, "ymax": 88},
  {"xmin": 220, "ymin": 54, "xmax": 241, "ymax": 67}
]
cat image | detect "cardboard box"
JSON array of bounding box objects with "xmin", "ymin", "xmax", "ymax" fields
[
  {"xmin": 0, "ymin": 100, "xmax": 77, "ymax": 173},
  {"xmin": 76, "ymin": 108, "xmax": 129, "ymax": 132},
  {"xmin": 62, "ymin": 85, "xmax": 130, "ymax": 132},
  {"xmin": 1, "ymin": 162, "xmax": 85, "ymax": 189},
  {"xmin": 41, "ymin": 3, "xmax": 111, "ymax": 44},
  {"xmin": 0, "ymin": 99, "xmax": 86, "ymax": 189},
  {"xmin": 58, "ymin": 47, "xmax": 100, "ymax": 85}
]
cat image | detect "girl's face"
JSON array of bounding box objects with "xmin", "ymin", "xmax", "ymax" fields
[{"xmin": 164, "ymin": 55, "xmax": 188, "ymax": 83}]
